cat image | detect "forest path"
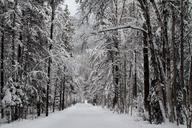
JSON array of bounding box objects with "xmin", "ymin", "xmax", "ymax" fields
[{"xmin": 0, "ymin": 103, "xmax": 182, "ymax": 128}]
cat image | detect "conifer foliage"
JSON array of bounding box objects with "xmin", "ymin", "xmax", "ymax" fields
[{"xmin": 0, "ymin": 0, "xmax": 75, "ymax": 122}]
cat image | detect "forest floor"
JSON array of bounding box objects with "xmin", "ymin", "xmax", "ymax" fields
[{"xmin": 0, "ymin": 103, "xmax": 186, "ymax": 128}]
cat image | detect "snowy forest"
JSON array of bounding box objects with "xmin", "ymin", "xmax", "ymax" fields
[{"xmin": 0, "ymin": 0, "xmax": 192, "ymax": 128}]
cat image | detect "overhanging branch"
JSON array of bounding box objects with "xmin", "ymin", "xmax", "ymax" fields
[{"xmin": 91, "ymin": 24, "xmax": 147, "ymax": 34}]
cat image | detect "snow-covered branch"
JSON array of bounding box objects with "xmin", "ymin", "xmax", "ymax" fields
[{"xmin": 92, "ymin": 24, "xmax": 147, "ymax": 34}]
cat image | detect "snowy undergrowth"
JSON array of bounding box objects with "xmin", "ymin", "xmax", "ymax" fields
[{"xmin": 0, "ymin": 103, "xmax": 186, "ymax": 128}]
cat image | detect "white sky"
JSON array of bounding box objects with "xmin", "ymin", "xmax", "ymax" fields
[{"xmin": 65, "ymin": 0, "xmax": 79, "ymax": 16}]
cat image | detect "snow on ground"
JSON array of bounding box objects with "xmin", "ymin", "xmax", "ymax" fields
[{"xmin": 0, "ymin": 103, "xmax": 186, "ymax": 128}]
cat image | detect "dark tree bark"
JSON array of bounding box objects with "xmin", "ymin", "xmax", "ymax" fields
[
  {"xmin": 59, "ymin": 81, "xmax": 63, "ymax": 111},
  {"xmin": 189, "ymin": 56, "xmax": 192, "ymax": 107},
  {"xmin": 170, "ymin": 5, "xmax": 177, "ymax": 122},
  {"xmin": 133, "ymin": 50, "xmax": 137, "ymax": 98},
  {"xmin": 112, "ymin": 0, "xmax": 120, "ymax": 108},
  {"xmin": 46, "ymin": 0, "xmax": 55, "ymax": 117},
  {"xmin": 17, "ymin": 33, "xmax": 23, "ymax": 81},
  {"xmin": 37, "ymin": 102, "xmax": 41, "ymax": 117},
  {"xmin": 180, "ymin": 0, "xmax": 185, "ymax": 105},
  {"xmin": 12, "ymin": 0, "xmax": 18, "ymax": 80},
  {"xmin": 53, "ymin": 83, "xmax": 57, "ymax": 112},
  {"xmin": 187, "ymin": 56, "xmax": 192, "ymax": 128},
  {"xmin": 143, "ymin": 24, "xmax": 151, "ymax": 123},
  {"xmin": 123, "ymin": 52, "xmax": 127, "ymax": 112},
  {"xmin": 0, "ymin": 4, "xmax": 5, "ymax": 119},
  {"xmin": 1, "ymin": 31, "xmax": 5, "ymax": 119},
  {"xmin": 112, "ymin": 38, "xmax": 119, "ymax": 108},
  {"xmin": 162, "ymin": 0, "xmax": 169, "ymax": 118},
  {"xmin": 62, "ymin": 76, "xmax": 66, "ymax": 110}
]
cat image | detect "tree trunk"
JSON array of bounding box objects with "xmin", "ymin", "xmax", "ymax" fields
[
  {"xmin": 37, "ymin": 101, "xmax": 41, "ymax": 117},
  {"xmin": 189, "ymin": 58, "xmax": 192, "ymax": 104},
  {"xmin": 162, "ymin": 1, "xmax": 169, "ymax": 118},
  {"xmin": 170, "ymin": 6, "xmax": 177, "ymax": 122},
  {"xmin": 143, "ymin": 24, "xmax": 151, "ymax": 123},
  {"xmin": 59, "ymin": 81, "xmax": 63, "ymax": 111},
  {"xmin": 112, "ymin": 39, "xmax": 119, "ymax": 108},
  {"xmin": 133, "ymin": 50, "xmax": 137, "ymax": 98},
  {"xmin": 112, "ymin": 0, "xmax": 120, "ymax": 109},
  {"xmin": 188, "ymin": 56, "xmax": 192, "ymax": 128},
  {"xmin": 123, "ymin": 52, "xmax": 127, "ymax": 113},
  {"xmin": 62, "ymin": 72, "xmax": 66, "ymax": 110},
  {"xmin": 180, "ymin": 0, "xmax": 185, "ymax": 105},
  {"xmin": 53, "ymin": 85, "xmax": 57, "ymax": 112},
  {"xmin": 1, "ymin": 31, "xmax": 5, "ymax": 119},
  {"xmin": 17, "ymin": 32, "xmax": 23, "ymax": 81},
  {"xmin": 46, "ymin": 0, "xmax": 55, "ymax": 117},
  {"xmin": 11, "ymin": 0, "xmax": 18, "ymax": 79}
]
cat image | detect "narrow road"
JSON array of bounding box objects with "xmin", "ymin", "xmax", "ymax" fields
[{"xmin": 0, "ymin": 104, "xmax": 183, "ymax": 128}]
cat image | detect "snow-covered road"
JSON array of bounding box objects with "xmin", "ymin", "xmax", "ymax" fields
[{"xmin": 0, "ymin": 103, "xmax": 185, "ymax": 128}]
